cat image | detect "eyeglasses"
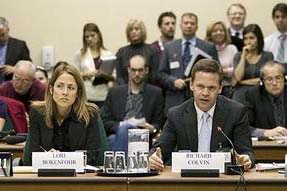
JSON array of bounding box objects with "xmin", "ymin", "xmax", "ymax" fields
[
  {"xmin": 263, "ymin": 75, "xmax": 284, "ymax": 84},
  {"xmin": 54, "ymin": 83, "xmax": 77, "ymax": 93},
  {"xmin": 229, "ymin": 12, "xmax": 245, "ymax": 16}
]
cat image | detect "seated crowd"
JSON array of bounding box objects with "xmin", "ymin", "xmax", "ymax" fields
[{"xmin": 0, "ymin": 2, "xmax": 287, "ymax": 170}]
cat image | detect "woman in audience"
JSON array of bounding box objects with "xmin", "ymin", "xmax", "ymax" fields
[
  {"xmin": 232, "ymin": 24, "xmax": 273, "ymax": 104},
  {"xmin": 205, "ymin": 21, "xmax": 238, "ymax": 98},
  {"xmin": 75, "ymin": 23, "xmax": 116, "ymax": 106},
  {"xmin": 35, "ymin": 66, "xmax": 48, "ymax": 86},
  {"xmin": 115, "ymin": 19, "xmax": 159, "ymax": 85},
  {"xmin": 23, "ymin": 63, "xmax": 108, "ymax": 166}
]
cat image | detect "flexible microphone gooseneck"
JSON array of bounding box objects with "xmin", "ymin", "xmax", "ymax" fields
[{"xmin": 217, "ymin": 126, "xmax": 244, "ymax": 175}]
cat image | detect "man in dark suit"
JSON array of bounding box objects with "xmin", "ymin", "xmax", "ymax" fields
[
  {"xmin": 245, "ymin": 61, "xmax": 287, "ymax": 137},
  {"xmin": 101, "ymin": 54, "xmax": 164, "ymax": 152},
  {"xmin": 159, "ymin": 12, "xmax": 218, "ymax": 114},
  {"xmin": 227, "ymin": 3, "xmax": 247, "ymax": 51},
  {"xmin": 150, "ymin": 59, "xmax": 254, "ymax": 171},
  {"xmin": 0, "ymin": 17, "xmax": 31, "ymax": 82}
]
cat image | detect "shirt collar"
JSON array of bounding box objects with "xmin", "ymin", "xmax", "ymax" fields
[
  {"xmin": 182, "ymin": 36, "xmax": 196, "ymax": 47},
  {"xmin": 230, "ymin": 27, "xmax": 243, "ymax": 38},
  {"xmin": 128, "ymin": 82, "xmax": 144, "ymax": 95},
  {"xmin": 194, "ymin": 101, "xmax": 216, "ymax": 120}
]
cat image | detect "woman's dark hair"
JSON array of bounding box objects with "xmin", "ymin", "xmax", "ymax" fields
[{"xmin": 243, "ymin": 24, "xmax": 264, "ymax": 54}]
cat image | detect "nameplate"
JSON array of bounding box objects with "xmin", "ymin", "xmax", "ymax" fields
[
  {"xmin": 172, "ymin": 152, "xmax": 231, "ymax": 173},
  {"xmin": 32, "ymin": 152, "xmax": 84, "ymax": 173}
]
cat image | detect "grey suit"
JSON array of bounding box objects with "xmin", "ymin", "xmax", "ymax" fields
[
  {"xmin": 152, "ymin": 95, "xmax": 255, "ymax": 166},
  {"xmin": 159, "ymin": 38, "xmax": 218, "ymax": 113}
]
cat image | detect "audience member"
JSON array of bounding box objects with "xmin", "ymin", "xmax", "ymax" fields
[
  {"xmin": 245, "ymin": 61, "xmax": 287, "ymax": 137},
  {"xmin": 205, "ymin": 21, "xmax": 238, "ymax": 98},
  {"xmin": 226, "ymin": 3, "xmax": 247, "ymax": 51},
  {"xmin": 159, "ymin": 12, "xmax": 218, "ymax": 113},
  {"xmin": 23, "ymin": 63, "xmax": 108, "ymax": 166},
  {"xmin": 150, "ymin": 58, "xmax": 254, "ymax": 171},
  {"xmin": 151, "ymin": 11, "xmax": 176, "ymax": 55},
  {"xmin": 115, "ymin": 19, "xmax": 159, "ymax": 86},
  {"xmin": 35, "ymin": 66, "xmax": 48, "ymax": 86},
  {"xmin": 232, "ymin": 24, "xmax": 273, "ymax": 104},
  {"xmin": 0, "ymin": 60, "xmax": 46, "ymax": 112},
  {"xmin": 0, "ymin": 17, "xmax": 31, "ymax": 82},
  {"xmin": 264, "ymin": 3, "xmax": 287, "ymax": 64},
  {"xmin": 0, "ymin": 100, "xmax": 7, "ymax": 131},
  {"xmin": 101, "ymin": 54, "xmax": 164, "ymax": 153},
  {"xmin": 75, "ymin": 23, "xmax": 116, "ymax": 105}
]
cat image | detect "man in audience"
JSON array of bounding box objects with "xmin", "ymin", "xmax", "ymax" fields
[
  {"xmin": 264, "ymin": 3, "xmax": 287, "ymax": 64},
  {"xmin": 245, "ymin": 61, "xmax": 287, "ymax": 138},
  {"xmin": 159, "ymin": 12, "xmax": 218, "ymax": 114},
  {"xmin": 0, "ymin": 17, "xmax": 31, "ymax": 82},
  {"xmin": 227, "ymin": 3, "xmax": 247, "ymax": 51},
  {"xmin": 0, "ymin": 60, "xmax": 45, "ymax": 112},
  {"xmin": 150, "ymin": 59, "xmax": 254, "ymax": 171},
  {"xmin": 101, "ymin": 54, "xmax": 164, "ymax": 152},
  {"xmin": 151, "ymin": 11, "xmax": 176, "ymax": 55}
]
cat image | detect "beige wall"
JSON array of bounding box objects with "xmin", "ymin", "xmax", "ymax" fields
[{"xmin": 0, "ymin": 0, "xmax": 282, "ymax": 66}]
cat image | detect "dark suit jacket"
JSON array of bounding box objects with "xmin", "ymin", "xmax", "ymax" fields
[
  {"xmin": 228, "ymin": 29, "xmax": 244, "ymax": 52},
  {"xmin": 245, "ymin": 85, "xmax": 287, "ymax": 130},
  {"xmin": 24, "ymin": 107, "xmax": 108, "ymax": 166},
  {"xmin": 159, "ymin": 38, "xmax": 218, "ymax": 113},
  {"xmin": 100, "ymin": 84, "xmax": 164, "ymax": 135},
  {"xmin": 2, "ymin": 37, "xmax": 31, "ymax": 81},
  {"xmin": 152, "ymin": 95, "xmax": 255, "ymax": 166}
]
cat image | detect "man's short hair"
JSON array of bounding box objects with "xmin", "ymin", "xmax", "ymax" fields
[
  {"xmin": 0, "ymin": 17, "xmax": 8, "ymax": 28},
  {"xmin": 272, "ymin": 3, "xmax": 287, "ymax": 18},
  {"xmin": 190, "ymin": 59, "xmax": 223, "ymax": 84},
  {"xmin": 227, "ymin": 3, "xmax": 247, "ymax": 15},
  {"xmin": 259, "ymin": 60, "xmax": 286, "ymax": 79},
  {"xmin": 157, "ymin": 11, "xmax": 176, "ymax": 27},
  {"xmin": 181, "ymin": 12, "xmax": 198, "ymax": 24},
  {"xmin": 128, "ymin": 54, "xmax": 148, "ymax": 68}
]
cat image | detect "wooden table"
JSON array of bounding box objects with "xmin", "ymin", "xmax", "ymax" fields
[
  {"xmin": 252, "ymin": 140, "xmax": 287, "ymax": 162},
  {"xmin": 0, "ymin": 143, "xmax": 24, "ymax": 158},
  {"xmin": 128, "ymin": 167, "xmax": 287, "ymax": 191}
]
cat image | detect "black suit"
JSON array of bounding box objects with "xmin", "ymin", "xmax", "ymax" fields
[
  {"xmin": 152, "ymin": 95, "xmax": 255, "ymax": 166},
  {"xmin": 3, "ymin": 37, "xmax": 31, "ymax": 81},
  {"xmin": 101, "ymin": 84, "xmax": 164, "ymax": 135},
  {"xmin": 245, "ymin": 85, "xmax": 287, "ymax": 131},
  {"xmin": 228, "ymin": 29, "xmax": 243, "ymax": 52}
]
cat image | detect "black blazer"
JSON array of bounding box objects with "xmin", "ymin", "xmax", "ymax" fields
[
  {"xmin": 245, "ymin": 85, "xmax": 287, "ymax": 130},
  {"xmin": 24, "ymin": 107, "xmax": 108, "ymax": 166},
  {"xmin": 228, "ymin": 29, "xmax": 244, "ymax": 52},
  {"xmin": 4, "ymin": 37, "xmax": 31, "ymax": 80},
  {"xmin": 152, "ymin": 95, "xmax": 255, "ymax": 166},
  {"xmin": 100, "ymin": 84, "xmax": 164, "ymax": 135}
]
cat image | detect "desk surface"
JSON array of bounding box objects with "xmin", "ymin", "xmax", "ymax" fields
[{"xmin": 0, "ymin": 142, "xmax": 24, "ymax": 158}]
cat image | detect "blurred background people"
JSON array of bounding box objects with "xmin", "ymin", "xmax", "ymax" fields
[
  {"xmin": 35, "ymin": 66, "xmax": 48, "ymax": 86},
  {"xmin": 205, "ymin": 21, "xmax": 238, "ymax": 98},
  {"xmin": 232, "ymin": 24, "xmax": 273, "ymax": 104},
  {"xmin": 0, "ymin": 17, "xmax": 31, "ymax": 82},
  {"xmin": 75, "ymin": 23, "xmax": 116, "ymax": 107}
]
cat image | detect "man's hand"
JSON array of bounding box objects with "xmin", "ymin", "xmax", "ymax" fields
[
  {"xmin": 236, "ymin": 154, "xmax": 252, "ymax": 171},
  {"xmin": 149, "ymin": 147, "xmax": 164, "ymax": 171},
  {"xmin": 0, "ymin": 65, "xmax": 15, "ymax": 75},
  {"xmin": 264, "ymin": 126, "xmax": 287, "ymax": 137},
  {"xmin": 138, "ymin": 122, "xmax": 155, "ymax": 133},
  {"xmin": 174, "ymin": 79, "xmax": 186, "ymax": 90}
]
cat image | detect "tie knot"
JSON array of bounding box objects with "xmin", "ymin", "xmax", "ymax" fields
[
  {"xmin": 185, "ymin": 41, "xmax": 191, "ymax": 46},
  {"xmin": 235, "ymin": 32, "xmax": 240, "ymax": 37},
  {"xmin": 202, "ymin": 112, "xmax": 210, "ymax": 120}
]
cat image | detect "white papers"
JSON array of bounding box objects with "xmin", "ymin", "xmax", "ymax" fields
[
  {"xmin": 256, "ymin": 163, "xmax": 285, "ymax": 171},
  {"xmin": 184, "ymin": 47, "xmax": 212, "ymax": 77}
]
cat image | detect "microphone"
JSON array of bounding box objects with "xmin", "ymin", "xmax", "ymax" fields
[
  {"xmin": 217, "ymin": 126, "xmax": 244, "ymax": 175},
  {"xmin": 1, "ymin": 135, "xmax": 26, "ymax": 145}
]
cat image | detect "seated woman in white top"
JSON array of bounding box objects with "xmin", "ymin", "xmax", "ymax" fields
[
  {"xmin": 205, "ymin": 21, "xmax": 238, "ymax": 98},
  {"xmin": 75, "ymin": 23, "xmax": 116, "ymax": 106}
]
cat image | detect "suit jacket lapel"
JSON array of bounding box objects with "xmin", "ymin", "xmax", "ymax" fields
[
  {"xmin": 5, "ymin": 38, "xmax": 13, "ymax": 64},
  {"xmin": 143, "ymin": 84, "xmax": 149, "ymax": 118},
  {"xmin": 184, "ymin": 99, "xmax": 198, "ymax": 151},
  {"xmin": 118, "ymin": 85, "xmax": 129, "ymax": 119},
  {"xmin": 210, "ymin": 97, "xmax": 228, "ymax": 152},
  {"xmin": 262, "ymin": 89, "xmax": 276, "ymax": 126}
]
